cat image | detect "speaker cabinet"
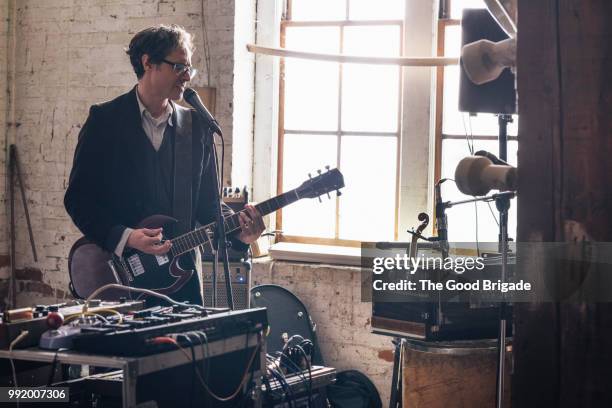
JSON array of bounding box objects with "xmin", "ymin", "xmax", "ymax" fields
[
  {"xmin": 202, "ymin": 262, "xmax": 251, "ymax": 309},
  {"xmin": 459, "ymin": 8, "xmax": 517, "ymax": 114}
]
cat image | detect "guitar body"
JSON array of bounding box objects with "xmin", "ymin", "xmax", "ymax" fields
[{"xmin": 69, "ymin": 215, "xmax": 194, "ymax": 300}]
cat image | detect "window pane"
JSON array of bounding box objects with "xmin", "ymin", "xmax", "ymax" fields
[
  {"xmin": 440, "ymin": 138, "xmax": 517, "ymax": 242},
  {"xmin": 339, "ymin": 136, "xmax": 397, "ymax": 241},
  {"xmin": 349, "ymin": 0, "xmax": 405, "ymax": 20},
  {"xmin": 284, "ymin": 27, "xmax": 340, "ymax": 131},
  {"xmin": 282, "ymin": 134, "xmax": 338, "ymax": 237},
  {"xmin": 342, "ymin": 26, "xmax": 400, "ymax": 132},
  {"xmin": 444, "ymin": 25, "xmax": 461, "ymax": 58},
  {"xmin": 285, "ymin": 26, "xmax": 341, "ymax": 54},
  {"xmin": 291, "ymin": 0, "xmax": 346, "ymax": 21},
  {"xmin": 342, "ymin": 65, "xmax": 399, "ymax": 132},
  {"xmin": 450, "ymin": 0, "xmax": 486, "ymax": 19},
  {"xmin": 343, "ymin": 25, "xmax": 401, "ymax": 57},
  {"xmin": 442, "ymin": 26, "xmax": 518, "ymax": 135}
]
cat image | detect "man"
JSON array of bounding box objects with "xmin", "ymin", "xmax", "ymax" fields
[{"xmin": 64, "ymin": 24, "xmax": 264, "ymax": 304}]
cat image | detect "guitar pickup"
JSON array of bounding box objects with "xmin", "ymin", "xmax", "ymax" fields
[{"xmin": 155, "ymin": 254, "xmax": 170, "ymax": 266}]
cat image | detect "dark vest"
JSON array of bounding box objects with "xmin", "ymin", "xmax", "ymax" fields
[
  {"xmin": 141, "ymin": 124, "xmax": 175, "ymax": 222},
  {"xmin": 140, "ymin": 123, "xmax": 203, "ymax": 305}
]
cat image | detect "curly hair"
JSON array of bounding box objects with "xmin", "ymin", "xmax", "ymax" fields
[{"xmin": 126, "ymin": 24, "xmax": 194, "ymax": 79}]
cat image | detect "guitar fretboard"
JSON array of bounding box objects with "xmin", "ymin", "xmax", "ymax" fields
[{"xmin": 169, "ymin": 190, "xmax": 300, "ymax": 256}]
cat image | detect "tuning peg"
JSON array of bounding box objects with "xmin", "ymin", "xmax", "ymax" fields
[
  {"xmin": 326, "ymin": 191, "xmax": 331, "ymax": 199},
  {"xmin": 308, "ymin": 173, "xmax": 312, "ymax": 179},
  {"xmin": 325, "ymin": 165, "xmax": 330, "ymax": 172},
  {"xmin": 336, "ymin": 190, "xmax": 342, "ymax": 197},
  {"xmin": 318, "ymin": 196, "xmax": 322, "ymax": 203},
  {"xmin": 317, "ymin": 169, "xmax": 322, "ymax": 175}
]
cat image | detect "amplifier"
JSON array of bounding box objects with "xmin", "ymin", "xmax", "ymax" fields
[{"xmin": 202, "ymin": 262, "xmax": 251, "ymax": 309}]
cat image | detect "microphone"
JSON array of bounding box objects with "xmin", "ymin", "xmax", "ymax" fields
[
  {"xmin": 182, "ymin": 88, "xmax": 222, "ymax": 136},
  {"xmin": 461, "ymin": 37, "xmax": 516, "ymax": 85},
  {"xmin": 474, "ymin": 150, "xmax": 510, "ymax": 166},
  {"xmin": 454, "ymin": 152, "xmax": 517, "ymax": 196}
]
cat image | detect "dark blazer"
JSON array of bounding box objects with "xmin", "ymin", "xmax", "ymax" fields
[{"xmin": 64, "ymin": 87, "xmax": 242, "ymax": 254}]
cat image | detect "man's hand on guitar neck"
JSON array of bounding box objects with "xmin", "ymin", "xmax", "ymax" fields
[
  {"xmin": 237, "ymin": 204, "xmax": 265, "ymax": 244},
  {"xmin": 127, "ymin": 228, "xmax": 172, "ymax": 255}
]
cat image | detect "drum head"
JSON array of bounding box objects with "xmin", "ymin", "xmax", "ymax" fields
[{"xmin": 250, "ymin": 284, "xmax": 324, "ymax": 365}]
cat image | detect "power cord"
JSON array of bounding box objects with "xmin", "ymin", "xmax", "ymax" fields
[
  {"xmin": 147, "ymin": 333, "xmax": 261, "ymax": 402},
  {"xmin": 83, "ymin": 283, "xmax": 209, "ymax": 314},
  {"xmin": 179, "ymin": 334, "xmax": 197, "ymax": 408}
]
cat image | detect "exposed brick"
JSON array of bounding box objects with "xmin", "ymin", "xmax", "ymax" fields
[
  {"xmin": 378, "ymin": 349, "xmax": 394, "ymax": 362},
  {"xmin": 24, "ymin": 281, "xmax": 54, "ymax": 297},
  {"xmin": 15, "ymin": 266, "xmax": 43, "ymax": 281},
  {"xmin": 55, "ymin": 288, "xmax": 70, "ymax": 299}
]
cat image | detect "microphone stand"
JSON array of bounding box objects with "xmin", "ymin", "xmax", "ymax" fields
[
  {"xmin": 202, "ymin": 125, "xmax": 235, "ymax": 310},
  {"xmin": 495, "ymin": 113, "xmax": 513, "ymax": 408}
]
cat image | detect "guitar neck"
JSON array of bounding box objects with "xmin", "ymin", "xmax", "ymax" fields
[{"xmin": 170, "ymin": 189, "xmax": 301, "ymax": 256}]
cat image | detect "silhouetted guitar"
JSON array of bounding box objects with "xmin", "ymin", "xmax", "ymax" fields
[{"xmin": 68, "ymin": 168, "xmax": 344, "ymax": 299}]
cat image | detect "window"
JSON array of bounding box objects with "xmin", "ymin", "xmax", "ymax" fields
[
  {"xmin": 435, "ymin": 0, "xmax": 518, "ymax": 243},
  {"xmin": 277, "ymin": 0, "xmax": 405, "ymax": 245}
]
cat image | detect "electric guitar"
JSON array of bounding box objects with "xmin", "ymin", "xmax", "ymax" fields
[{"xmin": 68, "ymin": 168, "xmax": 345, "ymax": 299}]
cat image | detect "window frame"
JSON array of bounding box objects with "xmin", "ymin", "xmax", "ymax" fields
[
  {"xmin": 434, "ymin": 10, "xmax": 518, "ymax": 240},
  {"xmin": 275, "ymin": 2, "xmax": 404, "ymax": 247}
]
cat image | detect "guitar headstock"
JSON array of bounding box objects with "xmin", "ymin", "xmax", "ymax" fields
[{"xmin": 296, "ymin": 166, "xmax": 345, "ymax": 200}]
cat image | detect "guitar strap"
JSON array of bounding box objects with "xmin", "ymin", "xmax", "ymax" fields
[{"xmin": 173, "ymin": 105, "xmax": 193, "ymax": 236}]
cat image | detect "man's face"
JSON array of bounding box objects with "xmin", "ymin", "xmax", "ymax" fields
[{"xmin": 146, "ymin": 47, "xmax": 192, "ymax": 101}]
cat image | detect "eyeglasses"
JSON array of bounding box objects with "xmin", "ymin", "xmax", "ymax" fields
[{"xmin": 161, "ymin": 59, "xmax": 197, "ymax": 78}]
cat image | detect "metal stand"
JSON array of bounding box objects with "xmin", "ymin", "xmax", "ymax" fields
[
  {"xmin": 0, "ymin": 331, "xmax": 264, "ymax": 407},
  {"xmin": 495, "ymin": 114, "xmax": 513, "ymax": 408},
  {"xmin": 426, "ymin": 189, "xmax": 515, "ymax": 408},
  {"xmin": 201, "ymin": 125, "xmax": 235, "ymax": 310},
  {"xmin": 389, "ymin": 338, "xmax": 405, "ymax": 408}
]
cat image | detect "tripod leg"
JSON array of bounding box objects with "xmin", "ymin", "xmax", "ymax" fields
[
  {"xmin": 389, "ymin": 338, "xmax": 403, "ymax": 408},
  {"xmin": 11, "ymin": 145, "xmax": 38, "ymax": 261}
]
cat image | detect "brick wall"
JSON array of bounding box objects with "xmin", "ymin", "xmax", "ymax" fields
[
  {"xmin": 0, "ymin": 0, "xmax": 243, "ymax": 307},
  {"xmin": 1, "ymin": 0, "xmax": 12, "ymax": 301}
]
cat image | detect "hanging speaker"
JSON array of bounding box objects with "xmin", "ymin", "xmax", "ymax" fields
[{"xmin": 458, "ymin": 9, "xmax": 517, "ymax": 114}]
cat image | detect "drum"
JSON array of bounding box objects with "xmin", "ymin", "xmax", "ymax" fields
[
  {"xmin": 250, "ymin": 284, "xmax": 324, "ymax": 365},
  {"xmin": 402, "ymin": 338, "xmax": 512, "ymax": 408}
]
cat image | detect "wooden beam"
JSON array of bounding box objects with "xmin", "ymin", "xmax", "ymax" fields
[
  {"xmin": 515, "ymin": 0, "xmax": 612, "ymax": 406},
  {"xmin": 246, "ymin": 44, "xmax": 458, "ymax": 67}
]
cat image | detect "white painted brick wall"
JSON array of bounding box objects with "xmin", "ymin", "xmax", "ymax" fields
[
  {"xmin": 230, "ymin": 0, "xmax": 255, "ymax": 189},
  {"xmin": 0, "ymin": 0, "xmax": 239, "ymax": 306}
]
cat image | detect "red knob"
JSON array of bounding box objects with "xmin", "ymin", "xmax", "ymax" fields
[{"xmin": 46, "ymin": 312, "xmax": 64, "ymax": 330}]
